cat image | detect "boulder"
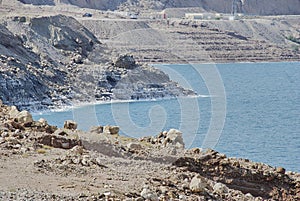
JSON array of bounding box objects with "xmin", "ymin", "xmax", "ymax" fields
[
  {"xmin": 276, "ymin": 167, "xmax": 286, "ymax": 174},
  {"xmin": 213, "ymin": 182, "xmax": 229, "ymax": 194},
  {"xmin": 16, "ymin": 110, "xmax": 33, "ymax": 124},
  {"xmin": 9, "ymin": 106, "xmax": 19, "ymax": 118},
  {"xmin": 72, "ymin": 54, "xmax": 83, "ymax": 64},
  {"xmin": 37, "ymin": 134, "xmax": 81, "ymax": 149},
  {"xmin": 140, "ymin": 185, "xmax": 158, "ymax": 201},
  {"xmin": 189, "ymin": 175, "xmax": 207, "ymax": 193},
  {"xmin": 164, "ymin": 129, "xmax": 185, "ymax": 149},
  {"xmin": 103, "ymin": 125, "xmax": 119, "ymax": 135},
  {"xmin": 38, "ymin": 118, "xmax": 48, "ymax": 127},
  {"xmin": 64, "ymin": 120, "xmax": 78, "ymax": 130},
  {"xmin": 114, "ymin": 55, "xmax": 137, "ymax": 69},
  {"xmin": 90, "ymin": 126, "xmax": 103, "ymax": 134},
  {"xmin": 127, "ymin": 142, "xmax": 142, "ymax": 150}
]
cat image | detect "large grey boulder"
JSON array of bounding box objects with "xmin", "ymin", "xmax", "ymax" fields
[
  {"xmin": 16, "ymin": 110, "xmax": 33, "ymax": 124},
  {"xmin": 189, "ymin": 175, "xmax": 207, "ymax": 193},
  {"xmin": 164, "ymin": 129, "xmax": 185, "ymax": 149}
]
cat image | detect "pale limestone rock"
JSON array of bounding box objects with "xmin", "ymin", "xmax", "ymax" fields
[
  {"xmin": 189, "ymin": 175, "xmax": 207, "ymax": 193},
  {"xmin": 164, "ymin": 129, "xmax": 185, "ymax": 149},
  {"xmin": 16, "ymin": 110, "xmax": 33, "ymax": 124},
  {"xmin": 140, "ymin": 185, "xmax": 158, "ymax": 201},
  {"xmin": 127, "ymin": 142, "xmax": 142, "ymax": 150},
  {"xmin": 213, "ymin": 182, "xmax": 229, "ymax": 194}
]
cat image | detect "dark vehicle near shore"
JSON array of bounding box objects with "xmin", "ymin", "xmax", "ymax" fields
[{"xmin": 82, "ymin": 13, "xmax": 92, "ymax": 17}]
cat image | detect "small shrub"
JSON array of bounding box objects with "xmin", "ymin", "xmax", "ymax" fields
[
  {"xmin": 36, "ymin": 148, "xmax": 47, "ymax": 154},
  {"xmin": 287, "ymin": 35, "xmax": 300, "ymax": 44},
  {"xmin": 292, "ymin": 45, "xmax": 299, "ymax": 51}
]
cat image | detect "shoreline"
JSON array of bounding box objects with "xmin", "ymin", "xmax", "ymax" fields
[
  {"xmin": 0, "ymin": 101, "xmax": 299, "ymax": 200},
  {"xmin": 31, "ymin": 95, "xmax": 203, "ymax": 115}
]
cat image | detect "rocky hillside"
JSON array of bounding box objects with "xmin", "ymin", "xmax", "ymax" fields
[
  {"xmin": 0, "ymin": 14, "xmax": 194, "ymax": 111},
  {"xmin": 0, "ymin": 14, "xmax": 102, "ymax": 111},
  {"xmin": 0, "ymin": 101, "xmax": 299, "ymax": 200},
  {"xmin": 81, "ymin": 17, "xmax": 300, "ymax": 63},
  {"xmin": 17, "ymin": 0, "xmax": 300, "ymax": 15}
]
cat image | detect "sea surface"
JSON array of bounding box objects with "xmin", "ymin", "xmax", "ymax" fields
[{"xmin": 33, "ymin": 62, "xmax": 300, "ymax": 172}]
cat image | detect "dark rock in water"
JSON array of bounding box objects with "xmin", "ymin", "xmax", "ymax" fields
[{"xmin": 114, "ymin": 55, "xmax": 137, "ymax": 69}]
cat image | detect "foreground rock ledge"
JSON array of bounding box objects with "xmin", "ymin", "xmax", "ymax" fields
[{"xmin": 0, "ymin": 102, "xmax": 299, "ymax": 200}]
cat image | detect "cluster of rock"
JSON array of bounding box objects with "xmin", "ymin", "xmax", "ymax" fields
[
  {"xmin": 0, "ymin": 101, "xmax": 81, "ymax": 155},
  {"xmin": 0, "ymin": 102, "xmax": 299, "ymax": 200}
]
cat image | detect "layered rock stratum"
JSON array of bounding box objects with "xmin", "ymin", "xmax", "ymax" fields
[{"xmin": 17, "ymin": 0, "xmax": 300, "ymax": 15}]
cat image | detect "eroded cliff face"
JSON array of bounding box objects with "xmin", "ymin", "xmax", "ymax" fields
[
  {"xmin": 0, "ymin": 14, "xmax": 195, "ymax": 111},
  {"xmin": 0, "ymin": 15, "xmax": 101, "ymax": 111}
]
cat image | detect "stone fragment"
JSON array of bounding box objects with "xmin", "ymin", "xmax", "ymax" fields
[
  {"xmin": 38, "ymin": 118, "xmax": 48, "ymax": 126},
  {"xmin": 127, "ymin": 142, "xmax": 142, "ymax": 150},
  {"xmin": 213, "ymin": 182, "xmax": 229, "ymax": 194},
  {"xmin": 103, "ymin": 125, "xmax": 119, "ymax": 135},
  {"xmin": 189, "ymin": 175, "xmax": 207, "ymax": 193},
  {"xmin": 90, "ymin": 126, "xmax": 103, "ymax": 134},
  {"xmin": 69, "ymin": 145, "xmax": 84, "ymax": 155},
  {"xmin": 64, "ymin": 120, "xmax": 77, "ymax": 130},
  {"xmin": 140, "ymin": 186, "xmax": 158, "ymax": 201},
  {"xmin": 16, "ymin": 110, "xmax": 33, "ymax": 124},
  {"xmin": 9, "ymin": 106, "xmax": 19, "ymax": 118},
  {"xmin": 37, "ymin": 134, "xmax": 81, "ymax": 149},
  {"xmin": 72, "ymin": 54, "xmax": 82, "ymax": 64},
  {"xmin": 164, "ymin": 129, "xmax": 185, "ymax": 149},
  {"xmin": 276, "ymin": 167, "xmax": 286, "ymax": 174}
]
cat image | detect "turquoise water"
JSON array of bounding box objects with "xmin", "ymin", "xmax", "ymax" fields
[{"xmin": 33, "ymin": 62, "xmax": 300, "ymax": 172}]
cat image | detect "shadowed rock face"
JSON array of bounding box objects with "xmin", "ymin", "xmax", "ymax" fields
[
  {"xmin": 17, "ymin": 0, "xmax": 55, "ymax": 5},
  {"xmin": 60, "ymin": 0, "xmax": 127, "ymax": 10},
  {"xmin": 30, "ymin": 15, "xmax": 100, "ymax": 57},
  {"xmin": 0, "ymin": 15, "xmax": 100, "ymax": 111}
]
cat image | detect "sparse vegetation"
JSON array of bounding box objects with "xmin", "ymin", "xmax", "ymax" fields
[
  {"xmin": 36, "ymin": 148, "xmax": 47, "ymax": 154},
  {"xmin": 286, "ymin": 35, "xmax": 300, "ymax": 44},
  {"xmin": 292, "ymin": 45, "xmax": 299, "ymax": 52}
]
